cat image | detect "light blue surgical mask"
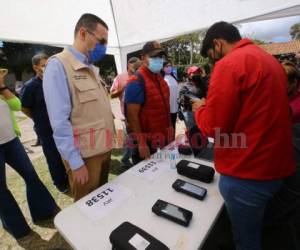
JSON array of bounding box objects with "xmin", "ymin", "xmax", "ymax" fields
[
  {"xmin": 88, "ymin": 43, "xmax": 107, "ymax": 63},
  {"xmin": 148, "ymin": 57, "xmax": 164, "ymax": 73}
]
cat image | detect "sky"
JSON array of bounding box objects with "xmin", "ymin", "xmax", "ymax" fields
[{"xmin": 239, "ymin": 15, "xmax": 300, "ymax": 43}]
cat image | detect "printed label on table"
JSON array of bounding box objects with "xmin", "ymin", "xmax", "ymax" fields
[
  {"xmin": 130, "ymin": 160, "xmax": 169, "ymax": 182},
  {"xmin": 76, "ymin": 183, "xmax": 132, "ymax": 221},
  {"xmin": 129, "ymin": 233, "xmax": 150, "ymax": 250}
]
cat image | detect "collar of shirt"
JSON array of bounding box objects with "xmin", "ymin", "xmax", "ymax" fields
[
  {"xmin": 231, "ymin": 38, "xmax": 253, "ymax": 52},
  {"xmin": 33, "ymin": 75, "xmax": 42, "ymax": 83},
  {"xmin": 68, "ymin": 46, "xmax": 91, "ymax": 66}
]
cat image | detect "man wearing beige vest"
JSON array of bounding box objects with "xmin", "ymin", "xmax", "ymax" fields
[{"xmin": 43, "ymin": 13, "xmax": 115, "ymax": 201}]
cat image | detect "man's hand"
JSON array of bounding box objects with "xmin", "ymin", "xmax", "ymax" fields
[
  {"xmin": 73, "ymin": 164, "xmax": 89, "ymax": 185},
  {"xmin": 138, "ymin": 144, "xmax": 151, "ymax": 159},
  {"xmin": 192, "ymin": 98, "xmax": 206, "ymax": 112}
]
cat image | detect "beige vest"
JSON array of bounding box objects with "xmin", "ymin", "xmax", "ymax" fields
[{"xmin": 54, "ymin": 49, "xmax": 115, "ymax": 158}]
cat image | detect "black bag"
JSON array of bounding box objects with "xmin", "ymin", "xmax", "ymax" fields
[
  {"xmin": 176, "ymin": 160, "xmax": 215, "ymax": 183},
  {"xmin": 110, "ymin": 221, "xmax": 169, "ymax": 250}
]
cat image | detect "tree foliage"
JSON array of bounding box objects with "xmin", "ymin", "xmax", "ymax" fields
[
  {"xmin": 1, "ymin": 42, "xmax": 62, "ymax": 81},
  {"xmin": 290, "ymin": 23, "xmax": 300, "ymax": 40}
]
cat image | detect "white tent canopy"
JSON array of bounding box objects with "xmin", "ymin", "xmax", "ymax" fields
[{"xmin": 1, "ymin": 0, "xmax": 300, "ymax": 73}]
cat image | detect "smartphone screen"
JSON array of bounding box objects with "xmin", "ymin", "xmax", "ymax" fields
[
  {"xmin": 181, "ymin": 182, "xmax": 206, "ymax": 197},
  {"xmin": 161, "ymin": 203, "xmax": 186, "ymax": 221}
]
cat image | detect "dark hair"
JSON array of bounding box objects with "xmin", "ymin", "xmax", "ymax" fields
[
  {"xmin": 74, "ymin": 13, "xmax": 108, "ymax": 37},
  {"xmin": 32, "ymin": 53, "xmax": 48, "ymax": 66},
  {"xmin": 128, "ymin": 57, "xmax": 139, "ymax": 64},
  {"xmin": 161, "ymin": 61, "xmax": 177, "ymax": 80},
  {"xmin": 201, "ymin": 21, "xmax": 241, "ymax": 57},
  {"xmin": 163, "ymin": 61, "xmax": 171, "ymax": 67}
]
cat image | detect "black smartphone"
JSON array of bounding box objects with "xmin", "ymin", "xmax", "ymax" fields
[
  {"xmin": 152, "ymin": 199, "xmax": 193, "ymax": 227},
  {"xmin": 172, "ymin": 179, "xmax": 207, "ymax": 200}
]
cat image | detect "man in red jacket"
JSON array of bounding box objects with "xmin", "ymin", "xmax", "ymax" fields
[{"xmin": 193, "ymin": 22, "xmax": 295, "ymax": 250}]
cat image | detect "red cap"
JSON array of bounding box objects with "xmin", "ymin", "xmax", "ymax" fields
[{"xmin": 187, "ymin": 66, "xmax": 202, "ymax": 75}]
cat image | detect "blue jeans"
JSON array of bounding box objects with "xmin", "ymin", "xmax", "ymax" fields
[
  {"xmin": 39, "ymin": 133, "xmax": 68, "ymax": 190},
  {"xmin": 182, "ymin": 111, "xmax": 196, "ymax": 130},
  {"xmin": 219, "ymin": 174, "xmax": 282, "ymax": 250},
  {"xmin": 121, "ymin": 123, "xmax": 133, "ymax": 164},
  {"xmin": 0, "ymin": 138, "xmax": 59, "ymax": 238}
]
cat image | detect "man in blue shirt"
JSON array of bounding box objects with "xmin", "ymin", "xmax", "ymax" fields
[
  {"xmin": 21, "ymin": 53, "xmax": 68, "ymax": 193},
  {"xmin": 43, "ymin": 14, "xmax": 114, "ymax": 201}
]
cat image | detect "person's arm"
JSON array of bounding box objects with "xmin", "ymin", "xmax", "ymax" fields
[
  {"xmin": 110, "ymin": 76, "xmax": 123, "ymax": 98},
  {"xmin": 124, "ymin": 81, "xmax": 150, "ymax": 159},
  {"xmin": 43, "ymin": 58, "xmax": 88, "ymax": 185},
  {"xmin": 21, "ymin": 84, "xmax": 33, "ymax": 118},
  {"xmin": 0, "ymin": 77, "xmax": 21, "ymax": 111},
  {"xmin": 194, "ymin": 61, "xmax": 241, "ymax": 137},
  {"xmin": 110, "ymin": 88, "xmax": 123, "ymax": 98}
]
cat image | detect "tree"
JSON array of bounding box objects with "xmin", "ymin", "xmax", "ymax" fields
[
  {"xmin": 1, "ymin": 42, "xmax": 62, "ymax": 81},
  {"xmin": 290, "ymin": 23, "xmax": 300, "ymax": 40},
  {"xmin": 252, "ymin": 39, "xmax": 267, "ymax": 45},
  {"xmin": 163, "ymin": 30, "xmax": 206, "ymax": 66}
]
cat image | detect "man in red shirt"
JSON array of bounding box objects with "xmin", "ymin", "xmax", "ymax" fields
[{"xmin": 193, "ymin": 22, "xmax": 295, "ymax": 250}]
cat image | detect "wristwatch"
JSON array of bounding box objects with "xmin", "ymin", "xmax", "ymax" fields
[{"xmin": 0, "ymin": 86, "xmax": 8, "ymax": 92}]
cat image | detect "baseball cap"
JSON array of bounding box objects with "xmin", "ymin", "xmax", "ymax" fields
[
  {"xmin": 142, "ymin": 41, "xmax": 167, "ymax": 57},
  {"xmin": 127, "ymin": 57, "xmax": 141, "ymax": 71},
  {"xmin": 187, "ymin": 66, "xmax": 202, "ymax": 75}
]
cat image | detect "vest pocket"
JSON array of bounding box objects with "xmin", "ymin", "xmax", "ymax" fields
[
  {"xmin": 73, "ymin": 119, "xmax": 113, "ymax": 158},
  {"xmin": 73, "ymin": 81, "xmax": 98, "ymax": 103}
]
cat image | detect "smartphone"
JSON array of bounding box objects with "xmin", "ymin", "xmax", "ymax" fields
[
  {"xmin": 172, "ymin": 179, "xmax": 207, "ymax": 200},
  {"xmin": 152, "ymin": 199, "xmax": 193, "ymax": 227}
]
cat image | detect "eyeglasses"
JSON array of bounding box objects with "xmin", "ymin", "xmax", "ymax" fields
[{"xmin": 87, "ymin": 30, "xmax": 107, "ymax": 45}]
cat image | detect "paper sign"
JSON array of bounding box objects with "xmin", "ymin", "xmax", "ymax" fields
[
  {"xmin": 130, "ymin": 160, "xmax": 169, "ymax": 182},
  {"xmin": 77, "ymin": 183, "xmax": 132, "ymax": 221},
  {"xmin": 129, "ymin": 233, "xmax": 150, "ymax": 250}
]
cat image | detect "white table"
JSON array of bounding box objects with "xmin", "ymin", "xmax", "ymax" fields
[{"xmin": 54, "ymin": 147, "xmax": 223, "ymax": 250}]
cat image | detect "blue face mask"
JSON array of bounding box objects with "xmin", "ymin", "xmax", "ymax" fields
[
  {"xmin": 88, "ymin": 44, "xmax": 107, "ymax": 63},
  {"xmin": 148, "ymin": 57, "xmax": 164, "ymax": 73}
]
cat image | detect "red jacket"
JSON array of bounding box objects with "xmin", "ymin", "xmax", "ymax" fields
[
  {"xmin": 289, "ymin": 84, "xmax": 300, "ymax": 124},
  {"xmin": 195, "ymin": 39, "xmax": 295, "ymax": 180},
  {"xmin": 131, "ymin": 66, "xmax": 172, "ymax": 146}
]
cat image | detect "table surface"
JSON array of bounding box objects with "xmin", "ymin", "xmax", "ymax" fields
[{"xmin": 54, "ymin": 147, "xmax": 224, "ymax": 250}]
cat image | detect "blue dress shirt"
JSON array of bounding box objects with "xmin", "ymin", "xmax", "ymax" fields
[{"xmin": 43, "ymin": 47, "xmax": 91, "ymax": 170}]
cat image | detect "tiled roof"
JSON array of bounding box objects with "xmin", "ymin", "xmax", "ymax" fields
[{"xmin": 259, "ymin": 40, "xmax": 300, "ymax": 55}]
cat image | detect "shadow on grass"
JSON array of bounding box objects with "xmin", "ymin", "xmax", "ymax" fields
[
  {"xmin": 110, "ymin": 148, "xmax": 129, "ymax": 176},
  {"xmin": 111, "ymin": 148, "xmax": 124, "ymax": 157},
  {"xmin": 110, "ymin": 159, "xmax": 127, "ymax": 176}
]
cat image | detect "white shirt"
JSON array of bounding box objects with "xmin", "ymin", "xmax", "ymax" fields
[
  {"xmin": 0, "ymin": 98, "xmax": 16, "ymax": 144},
  {"xmin": 164, "ymin": 75, "xmax": 179, "ymax": 113}
]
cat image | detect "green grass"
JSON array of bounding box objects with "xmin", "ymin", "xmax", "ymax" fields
[{"xmin": 0, "ymin": 148, "xmax": 125, "ymax": 250}]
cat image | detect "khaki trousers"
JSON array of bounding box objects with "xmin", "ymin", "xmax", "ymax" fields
[{"xmin": 63, "ymin": 151, "xmax": 111, "ymax": 201}]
